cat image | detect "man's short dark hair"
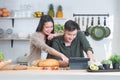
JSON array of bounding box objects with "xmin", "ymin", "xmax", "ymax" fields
[{"xmin": 64, "ymin": 20, "xmax": 80, "ymax": 31}]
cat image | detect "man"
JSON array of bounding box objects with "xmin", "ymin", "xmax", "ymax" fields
[{"xmin": 49, "ymin": 20, "xmax": 95, "ymax": 66}]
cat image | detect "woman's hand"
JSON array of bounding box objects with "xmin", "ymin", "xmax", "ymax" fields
[
  {"xmin": 47, "ymin": 33, "xmax": 63, "ymax": 40},
  {"xmin": 47, "ymin": 34, "xmax": 57, "ymax": 40}
]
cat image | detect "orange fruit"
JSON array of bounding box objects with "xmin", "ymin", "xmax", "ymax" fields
[
  {"xmin": 1, "ymin": 8, "xmax": 8, "ymax": 13},
  {"xmin": 2, "ymin": 12, "xmax": 8, "ymax": 17},
  {"xmin": 6, "ymin": 11, "xmax": 11, "ymax": 16},
  {"xmin": 0, "ymin": 10, "xmax": 2, "ymax": 16}
]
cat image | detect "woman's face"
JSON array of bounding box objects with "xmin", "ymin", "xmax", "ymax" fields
[{"xmin": 42, "ymin": 21, "xmax": 53, "ymax": 35}]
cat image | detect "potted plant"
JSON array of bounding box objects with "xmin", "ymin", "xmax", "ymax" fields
[
  {"xmin": 109, "ymin": 54, "xmax": 120, "ymax": 69},
  {"xmin": 101, "ymin": 59, "xmax": 112, "ymax": 69},
  {"xmin": 0, "ymin": 51, "xmax": 4, "ymax": 62}
]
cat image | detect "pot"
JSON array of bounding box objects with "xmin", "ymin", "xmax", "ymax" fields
[
  {"xmin": 88, "ymin": 17, "xmax": 94, "ymax": 35},
  {"xmin": 78, "ymin": 17, "xmax": 81, "ymax": 30},
  {"xmin": 112, "ymin": 63, "xmax": 119, "ymax": 69},
  {"xmin": 84, "ymin": 17, "xmax": 89, "ymax": 36},
  {"xmin": 82, "ymin": 17, "xmax": 85, "ymax": 31},
  {"xmin": 104, "ymin": 17, "xmax": 111, "ymax": 38},
  {"xmin": 74, "ymin": 17, "xmax": 77, "ymax": 23},
  {"xmin": 103, "ymin": 64, "xmax": 110, "ymax": 69},
  {"xmin": 90, "ymin": 17, "xmax": 106, "ymax": 41}
]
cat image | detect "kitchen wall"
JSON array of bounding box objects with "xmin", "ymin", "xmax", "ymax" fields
[
  {"xmin": 0, "ymin": 0, "xmax": 119, "ymax": 62},
  {"xmin": 116, "ymin": 0, "xmax": 120, "ymax": 50}
]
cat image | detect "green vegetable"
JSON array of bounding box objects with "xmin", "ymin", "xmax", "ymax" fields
[
  {"xmin": 89, "ymin": 64, "xmax": 99, "ymax": 71},
  {"xmin": 54, "ymin": 24, "xmax": 64, "ymax": 33}
]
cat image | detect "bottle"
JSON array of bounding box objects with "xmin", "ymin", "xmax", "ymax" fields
[
  {"xmin": 48, "ymin": 4, "xmax": 55, "ymax": 18},
  {"xmin": 41, "ymin": 51, "xmax": 48, "ymax": 60}
]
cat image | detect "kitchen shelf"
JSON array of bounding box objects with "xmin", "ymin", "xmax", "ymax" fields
[
  {"xmin": 0, "ymin": 17, "xmax": 66, "ymax": 27},
  {"xmin": 73, "ymin": 13, "xmax": 109, "ymax": 17},
  {"xmin": 0, "ymin": 38, "xmax": 30, "ymax": 41},
  {"xmin": 0, "ymin": 16, "xmax": 65, "ymax": 48},
  {"xmin": 0, "ymin": 16, "xmax": 66, "ymax": 20},
  {"xmin": 0, "ymin": 38, "xmax": 30, "ymax": 48}
]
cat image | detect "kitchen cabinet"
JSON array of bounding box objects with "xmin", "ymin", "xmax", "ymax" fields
[{"xmin": 0, "ymin": 70, "xmax": 120, "ymax": 80}]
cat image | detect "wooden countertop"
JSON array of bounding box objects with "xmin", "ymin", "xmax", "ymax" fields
[
  {"xmin": 0, "ymin": 70, "xmax": 120, "ymax": 80},
  {"xmin": 0, "ymin": 70, "xmax": 120, "ymax": 75}
]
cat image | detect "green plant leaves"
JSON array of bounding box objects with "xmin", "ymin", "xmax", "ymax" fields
[
  {"xmin": 101, "ymin": 59, "xmax": 112, "ymax": 64},
  {"xmin": 0, "ymin": 51, "xmax": 4, "ymax": 61},
  {"xmin": 54, "ymin": 24, "xmax": 64, "ymax": 33},
  {"xmin": 109, "ymin": 54, "xmax": 120, "ymax": 64}
]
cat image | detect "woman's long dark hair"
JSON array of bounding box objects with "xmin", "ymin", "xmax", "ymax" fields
[
  {"xmin": 36, "ymin": 15, "xmax": 54, "ymax": 46},
  {"xmin": 36, "ymin": 15, "xmax": 54, "ymax": 33}
]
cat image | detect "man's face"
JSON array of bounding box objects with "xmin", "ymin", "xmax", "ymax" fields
[{"xmin": 64, "ymin": 29, "xmax": 77, "ymax": 43}]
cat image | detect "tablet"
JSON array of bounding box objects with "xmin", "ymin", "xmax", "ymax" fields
[{"xmin": 69, "ymin": 57, "xmax": 90, "ymax": 70}]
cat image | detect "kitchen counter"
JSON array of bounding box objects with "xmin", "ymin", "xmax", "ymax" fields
[{"xmin": 0, "ymin": 70, "xmax": 120, "ymax": 80}]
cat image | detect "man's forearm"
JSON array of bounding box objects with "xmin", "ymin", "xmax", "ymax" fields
[{"xmin": 87, "ymin": 50, "xmax": 96, "ymax": 62}]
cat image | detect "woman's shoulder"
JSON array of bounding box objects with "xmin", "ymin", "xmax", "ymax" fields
[
  {"xmin": 32, "ymin": 32, "xmax": 39, "ymax": 36},
  {"xmin": 31, "ymin": 32, "xmax": 42, "ymax": 37},
  {"xmin": 31, "ymin": 32, "xmax": 44, "ymax": 41}
]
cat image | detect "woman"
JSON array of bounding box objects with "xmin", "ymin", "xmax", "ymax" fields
[{"xmin": 28, "ymin": 15, "xmax": 69, "ymax": 66}]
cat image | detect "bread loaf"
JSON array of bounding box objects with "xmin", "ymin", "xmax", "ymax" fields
[
  {"xmin": 31, "ymin": 59, "xmax": 59, "ymax": 67},
  {"xmin": 38, "ymin": 59, "xmax": 59, "ymax": 67},
  {"xmin": 31, "ymin": 59, "xmax": 41, "ymax": 67}
]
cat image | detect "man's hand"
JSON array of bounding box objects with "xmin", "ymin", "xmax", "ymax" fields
[{"xmin": 87, "ymin": 50, "xmax": 96, "ymax": 62}]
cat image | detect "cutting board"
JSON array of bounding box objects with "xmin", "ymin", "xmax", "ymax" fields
[{"xmin": 0, "ymin": 65, "xmax": 27, "ymax": 70}]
